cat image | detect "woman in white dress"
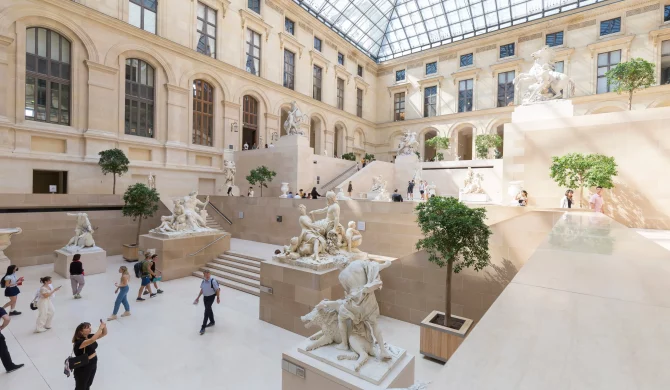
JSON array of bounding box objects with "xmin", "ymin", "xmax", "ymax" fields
[{"xmin": 35, "ymin": 276, "xmax": 60, "ymax": 333}]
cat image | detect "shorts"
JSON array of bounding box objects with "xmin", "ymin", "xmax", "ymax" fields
[
  {"xmin": 420, "ymin": 190, "xmax": 425, "ymax": 194},
  {"xmin": 141, "ymin": 276, "xmax": 151, "ymax": 286},
  {"xmin": 4, "ymin": 286, "xmax": 20, "ymax": 297}
]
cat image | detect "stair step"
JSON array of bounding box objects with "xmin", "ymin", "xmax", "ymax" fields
[
  {"xmin": 218, "ymin": 254, "xmax": 261, "ymax": 268},
  {"xmin": 213, "ymin": 258, "xmax": 259, "ymax": 273},
  {"xmin": 199, "ymin": 266, "xmax": 260, "ymax": 288},
  {"xmin": 192, "ymin": 271, "xmax": 260, "ymax": 296},
  {"xmin": 206, "ymin": 262, "xmax": 260, "ymax": 281},
  {"xmin": 223, "ymin": 251, "xmax": 265, "ymax": 263}
]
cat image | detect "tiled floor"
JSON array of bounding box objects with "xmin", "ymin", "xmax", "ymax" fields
[{"xmin": 0, "ymin": 255, "xmax": 443, "ymax": 389}]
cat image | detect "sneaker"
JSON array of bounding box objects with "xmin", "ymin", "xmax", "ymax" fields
[
  {"xmin": 107, "ymin": 315, "xmax": 117, "ymax": 321},
  {"xmin": 8, "ymin": 311, "xmax": 21, "ymax": 316},
  {"xmin": 157, "ymin": 289, "xmax": 164, "ymax": 294},
  {"xmin": 150, "ymin": 293, "xmax": 157, "ymax": 298},
  {"xmin": 199, "ymin": 328, "xmax": 205, "ymax": 335},
  {"xmin": 136, "ymin": 297, "xmax": 145, "ymax": 302},
  {"xmin": 6, "ymin": 364, "xmax": 24, "ymax": 373},
  {"xmin": 206, "ymin": 322, "xmax": 215, "ymax": 328},
  {"xmin": 35, "ymin": 328, "xmax": 47, "ymax": 333},
  {"xmin": 143, "ymin": 291, "xmax": 149, "ymax": 295},
  {"xmin": 121, "ymin": 312, "xmax": 131, "ymax": 317}
]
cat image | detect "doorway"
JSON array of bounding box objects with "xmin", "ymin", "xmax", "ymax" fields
[
  {"xmin": 33, "ymin": 170, "xmax": 67, "ymax": 194},
  {"xmin": 243, "ymin": 95, "xmax": 259, "ymax": 148}
]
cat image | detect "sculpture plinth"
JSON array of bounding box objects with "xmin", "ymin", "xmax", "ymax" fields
[
  {"xmin": 0, "ymin": 228, "xmax": 22, "ymax": 270},
  {"xmin": 54, "ymin": 247, "xmax": 107, "ymax": 278}
]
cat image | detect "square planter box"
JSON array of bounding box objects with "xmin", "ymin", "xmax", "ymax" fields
[
  {"xmin": 420, "ymin": 310, "xmax": 473, "ymax": 362},
  {"xmin": 122, "ymin": 244, "xmax": 139, "ymax": 262}
]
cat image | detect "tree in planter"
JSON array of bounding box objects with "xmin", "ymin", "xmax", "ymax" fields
[
  {"xmin": 415, "ymin": 196, "xmax": 491, "ymax": 328},
  {"xmin": 549, "ymin": 153, "xmax": 618, "ymax": 207},
  {"xmin": 122, "ymin": 183, "xmax": 160, "ymax": 247},
  {"xmin": 474, "ymin": 134, "xmax": 503, "ymax": 160},
  {"xmin": 246, "ymin": 165, "xmax": 277, "ymax": 196},
  {"xmin": 364, "ymin": 153, "xmax": 376, "ymax": 162},
  {"xmin": 425, "ymin": 136, "xmax": 450, "ymax": 150},
  {"xmin": 605, "ymin": 58, "xmax": 655, "ymax": 110},
  {"xmin": 341, "ymin": 152, "xmax": 356, "ymax": 161},
  {"xmin": 98, "ymin": 148, "xmax": 130, "ymax": 194}
]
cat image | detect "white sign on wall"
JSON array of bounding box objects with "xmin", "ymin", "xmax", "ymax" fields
[
  {"xmin": 49, "ymin": 185, "xmax": 57, "ymax": 193},
  {"xmin": 357, "ymin": 221, "xmax": 366, "ymax": 231}
]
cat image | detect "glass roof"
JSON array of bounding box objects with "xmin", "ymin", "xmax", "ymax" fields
[{"xmin": 293, "ymin": 0, "xmax": 608, "ymax": 62}]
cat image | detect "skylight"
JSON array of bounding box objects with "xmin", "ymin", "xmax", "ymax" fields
[{"xmin": 293, "ymin": 0, "xmax": 609, "ymax": 63}]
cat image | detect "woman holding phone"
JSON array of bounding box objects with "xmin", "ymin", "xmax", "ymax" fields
[
  {"xmin": 2, "ymin": 265, "xmax": 23, "ymax": 316},
  {"xmin": 72, "ymin": 320, "xmax": 107, "ymax": 390},
  {"xmin": 35, "ymin": 276, "xmax": 60, "ymax": 332}
]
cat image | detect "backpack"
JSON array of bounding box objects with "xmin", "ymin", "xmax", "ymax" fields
[{"xmin": 133, "ymin": 261, "xmax": 144, "ymax": 278}]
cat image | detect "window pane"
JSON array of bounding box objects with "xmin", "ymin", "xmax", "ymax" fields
[
  {"xmin": 597, "ymin": 77, "xmax": 607, "ymax": 94},
  {"xmin": 610, "ymin": 50, "xmax": 621, "ymax": 64},
  {"xmin": 50, "ymin": 82, "xmax": 59, "ymax": 122},
  {"xmin": 197, "ymin": 3, "xmax": 205, "ymax": 19},
  {"xmin": 36, "ymin": 79, "xmax": 47, "ymax": 120},
  {"xmin": 147, "ymin": 66, "xmax": 154, "ymax": 87},
  {"xmin": 207, "ymin": 9, "xmax": 216, "ymax": 24},
  {"xmin": 144, "ymin": 11, "xmax": 157, "ymax": 33},
  {"xmin": 597, "ymin": 53, "xmax": 608, "ymax": 66},
  {"xmin": 37, "ymin": 28, "xmax": 47, "ymax": 57},
  {"xmin": 426, "ymin": 62, "xmax": 437, "ymax": 75},
  {"xmin": 25, "ymin": 77, "xmax": 35, "ymax": 118},
  {"xmin": 130, "ymin": 100, "xmax": 138, "ymax": 134},
  {"xmin": 143, "ymin": 0, "xmax": 157, "ymax": 12},
  {"xmin": 129, "ymin": 3, "xmax": 142, "ymax": 28},
  {"xmin": 554, "ymin": 61, "xmax": 564, "ymax": 73},
  {"xmin": 60, "ymin": 84, "xmax": 70, "ymax": 124},
  {"xmin": 50, "ymin": 33, "xmax": 60, "ymax": 60},
  {"xmin": 61, "ymin": 39, "xmax": 70, "ymax": 64},
  {"xmin": 26, "ymin": 28, "xmax": 36, "ymax": 55},
  {"xmin": 140, "ymin": 61, "xmax": 147, "ymax": 85}
]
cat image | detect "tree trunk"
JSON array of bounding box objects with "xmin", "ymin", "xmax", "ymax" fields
[
  {"xmin": 260, "ymin": 184, "xmax": 263, "ymax": 197},
  {"xmin": 444, "ymin": 259, "xmax": 454, "ymax": 328},
  {"xmin": 579, "ymin": 186, "xmax": 584, "ymax": 208},
  {"xmin": 135, "ymin": 217, "xmax": 142, "ymax": 246},
  {"xmin": 628, "ymin": 91, "xmax": 633, "ymax": 111},
  {"xmin": 113, "ymin": 173, "xmax": 116, "ymax": 195}
]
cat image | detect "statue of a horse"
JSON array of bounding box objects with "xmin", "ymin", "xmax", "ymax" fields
[{"xmin": 514, "ymin": 46, "xmax": 575, "ymax": 105}]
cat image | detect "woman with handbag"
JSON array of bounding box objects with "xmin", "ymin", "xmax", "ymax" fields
[
  {"xmin": 35, "ymin": 276, "xmax": 60, "ymax": 333},
  {"xmin": 71, "ymin": 320, "xmax": 107, "ymax": 390}
]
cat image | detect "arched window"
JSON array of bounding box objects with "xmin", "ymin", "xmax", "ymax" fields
[
  {"xmin": 25, "ymin": 28, "xmax": 71, "ymax": 125},
  {"xmin": 193, "ymin": 80, "xmax": 213, "ymax": 146},
  {"xmin": 124, "ymin": 59, "xmax": 154, "ymax": 138},
  {"xmin": 242, "ymin": 95, "xmax": 258, "ymax": 147}
]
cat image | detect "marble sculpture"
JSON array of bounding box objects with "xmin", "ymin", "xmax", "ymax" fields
[
  {"xmin": 274, "ymin": 191, "xmax": 367, "ymax": 269},
  {"xmin": 425, "ymin": 182, "xmax": 437, "ymax": 197},
  {"xmin": 147, "ymin": 172, "xmax": 156, "ymax": 190},
  {"xmin": 64, "ymin": 213, "xmax": 95, "ymax": 251},
  {"xmin": 397, "ymin": 130, "xmax": 419, "ymax": 156},
  {"xmin": 460, "ymin": 167, "xmax": 484, "ymax": 194},
  {"xmin": 223, "ymin": 160, "xmax": 236, "ymax": 188},
  {"xmin": 301, "ymin": 257, "xmax": 392, "ymax": 372},
  {"xmin": 284, "ymin": 101, "xmax": 306, "ymax": 136},
  {"xmin": 370, "ymin": 175, "xmax": 386, "ymax": 193},
  {"xmin": 336, "ymin": 187, "xmax": 351, "ymax": 200},
  {"xmin": 514, "ymin": 46, "xmax": 575, "ymax": 105},
  {"xmin": 152, "ymin": 191, "xmax": 215, "ymax": 234}
]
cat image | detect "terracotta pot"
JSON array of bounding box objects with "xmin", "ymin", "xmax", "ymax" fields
[
  {"xmin": 122, "ymin": 244, "xmax": 139, "ymax": 262},
  {"xmin": 420, "ymin": 310, "xmax": 473, "ymax": 362}
]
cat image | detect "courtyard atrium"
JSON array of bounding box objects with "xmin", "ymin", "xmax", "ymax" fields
[{"xmin": 1, "ymin": 0, "xmax": 670, "ymax": 389}]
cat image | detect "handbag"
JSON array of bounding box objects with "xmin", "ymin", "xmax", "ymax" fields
[
  {"xmin": 29, "ymin": 298, "xmax": 38, "ymax": 311},
  {"xmin": 64, "ymin": 346, "xmax": 89, "ymax": 377}
]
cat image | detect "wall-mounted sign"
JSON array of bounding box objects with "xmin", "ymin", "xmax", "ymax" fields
[
  {"xmin": 49, "ymin": 185, "xmax": 57, "ymax": 193},
  {"xmin": 357, "ymin": 221, "xmax": 366, "ymax": 231}
]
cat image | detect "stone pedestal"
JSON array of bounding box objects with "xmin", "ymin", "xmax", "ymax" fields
[
  {"xmin": 139, "ymin": 231, "xmax": 230, "ymax": 281},
  {"xmin": 275, "ymin": 134, "xmax": 310, "ymax": 148},
  {"xmin": 282, "ymin": 341, "xmax": 414, "ymax": 390},
  {"xmin": 511, "ymin": 99, "xmax": 574, "ymax": 123},
  {"xmin": 459, "ymin": 193, "xmax": 488, "ymax": 203},
  {"xmin": 0, "ymin": 228, "xmax": 22, "ymax": 271},
  {"xmin": 260, "ymin": 260, "xmax": 344, "ymax": 337},
  {"xmin": 54, "ymin": 247, "xmax": 107, "ymax": 278}
]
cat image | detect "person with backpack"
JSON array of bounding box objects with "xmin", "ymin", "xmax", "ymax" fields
[
  {"xmin": 2, "ymin": 265, "xmax": 23, "ymax": 316},
  {"xmin": 143, "ymin": 254, "xmax": 163, "ymax": 296},
  {"xmin": 107, "ymin": 266, "xmax": 131, "ymax": 321},
  {"xmin": 135, "ymin": 254, "xmax": 156, "ymax": 302},
  {"xmin": 193, "ymin": 270, "xmax": 220, "ymax": 335}
]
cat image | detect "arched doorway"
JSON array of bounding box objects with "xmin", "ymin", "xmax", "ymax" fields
[
  {"xmin": 455, "ymin": 126, "xmax": 473, "ymax": 161},
  {"xmin": 334, "ymin": 124, "xmax": 346, "ymax": 158},
  {"xmin": 423, "ymin": 130, "xmax": 437, "ymax": 161},
  {"xmin": 310, "ymin": 116, "xmax": 324, "ymax": 154},
  {"xmin": 243, "ymin": 95, "xmax": 258, "ymax": 148}
]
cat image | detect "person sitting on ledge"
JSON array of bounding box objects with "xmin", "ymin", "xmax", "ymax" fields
[
  {"xmin": 392, "ymin": 189, "xmax": 403, "ymax": 202},
  {"xmin": 287, "ymin": 192, "xmax": 294, "ymax": 199},
  {"xmin": 298, "ymin": 189, "xmax": 305, "ymax": 198}
]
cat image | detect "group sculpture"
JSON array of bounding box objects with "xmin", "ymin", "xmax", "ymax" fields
[
  {"xmin": 370, "ymin": 175, "xmax": 390, "ymax": 202},
  {"xmin": 64, "ymin": 213, "xmax": 96, "ymax": 251},
  {"xmin": 152, "ymin": 191, "xmax": 214, "ymax": 234},
  {"xmin": 284, "ymin": 101, "xmax": 307, "ymax": 136},
  {"xmin": 460, "ymin": 167, "xmax": 485, "ymax": 194},
  {"xmin": 397, "ymin": 130, "xmax": 419, "ymax": 156},
  {"xmin": 301, "ymin": 257, "xmax": 393, "ymax": 372},
  {"xmin": 223, "ymin": 160, "xmax": 236, "ymax": 188},
  {"xmin": 514, "ymin": 46, "xmax": 575, "ymax": 105},
  {"xmin": 275, "ymin": 191, "xmax": 366, "ymax": 269}
]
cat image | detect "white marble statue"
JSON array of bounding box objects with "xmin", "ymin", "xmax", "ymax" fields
[
  {"xmin": 336, "ymin": 187, "xmax": 351, "ymax": 200},
  {"xmin": 223, "ymin": 160, "xmax": 236, "ymax": 188},
  {"xmin": 148, "ymin": 172, "xmax": 156, "ymax": 190},
  {"xmin": 284, "ymin": 101, "xmax": 306, "ymax": 136},
  {"xmin": 460, "ymin": 167, "xmax": 484, "ymax": 194},
  {"xmin": 373, "ymin": 189, "xmax": 391, "ymax": 202},
  {"xmin": 397, "ymin": 130, "xmax": 419, "ymax": 156},
  {"xmin": 301, "ymin": 258, "xmax": 392, "ymax": 371},
  {"xmin": 274, "ymin": 192, "xmax": 367, "ymax": 269},
  {"xmin": 152, "ymin": 190, "xmax": 215, "ymax": 234},
  {"xmin": 514, "ymin": 46, "xmax": 575, "ymax": 105},
  {"xmin": 425, "ymin": 182, "xmax": 437, "ymax": 197},
  {"xmin": 64, "ymin": 213, "xmax": 95, "ymax": 251},
  {"xmin": 370, "ymin": 175, "xmax": 386, "ymax": 193}
]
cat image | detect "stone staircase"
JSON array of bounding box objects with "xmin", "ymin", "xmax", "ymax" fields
[
  {"xmin": 205, "ymin": 215, "xmax": 223, "ymax": 230},
  {"xmin": 192, "ymin": 251, "xmax": 262, "ymax": 296}
]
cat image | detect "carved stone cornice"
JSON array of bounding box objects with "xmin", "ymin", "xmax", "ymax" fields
[
  {"xmin": 586, "ymin": 34, "xmax": 634, "ymax": 58},
  {"xmin": 354, "ymin": 76, "xmax": 369, "ymax": 94},
  {"xmin": 279, "ymin": 32, "xmax": 304, "ymax": 58},
  {"xmin": 334, "ymin": 64, "xmax": 351, "ymax": 84},
  {"xmin": 387, "ymin": 81, "xmax": 411, "ymax": 98},
  {"xmin": 310, "ymin": 49, "xmax": 330, "ymax": 73},
  {"xmin": 84, "ymin": 60, "xmax": 118, "ymax": 74},
  {"xmin": 489, "ymin": 58, "xmax": 525, "ymax": 77},
  {"xmin": 451, "ymin": 67, "xmax": 481, "ymax": 84},
  {"xmin": 239, "ymin": 9, "xmax": 271, "ymax": 41},
  {"xmin": 417, "ymin": 75, "xmax": 444, "ymax": 91}
]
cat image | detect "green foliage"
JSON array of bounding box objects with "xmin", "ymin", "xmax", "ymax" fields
[
  {"xmin": 122, "ymin": 183, "xmax": 160, "ymax": 245},
  {"xmin": 246, "ymin": 165, "xmax": 277, "ymax": 196},
  {"xmin": 550, "ymin": 153, "xmax": 618, "ymax": 207},
  {"xmin": 415, "ymin": 196, "xmax": 491, "ymax": 326},
  {"xmin": 425, "ymin": 136, "xmax": 450, "ymax": 150},
  {"xmin": 604, "ymin": 58, "xmax": 655, "ymax": 110},
  {"xmin": 98, "ymin": 148, "xmax": 130, "ymax": 194},
  {"xmin": 364, "ymin": 153, "xmax": 376, "ymax": 162},
  {"xmin": 474, "ymin": 134, "xmax": 503, "ymax": 159},
  {"xmin": 434, "ymin": 152, "xmax": 444, "ymax": 162},
  {"xmin": 414, "ymin": 151, "xmax": 421, "ymax": 160},
  {"xmin": 341, "ymin": 152, "xmax": 356, "ymax": 161}
]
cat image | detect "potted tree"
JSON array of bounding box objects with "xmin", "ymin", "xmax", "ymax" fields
[
  {"xmin": 415, "ymin": 196, "xmax": 492, "ymax": 362},
  {"xmin": 246, "ymin": 165, "xmax": 277, "ymax": 197},
  {"xmin": 98, "ymin": 148, "xmax": 130, "ymax": 194},
  {"xmin": 604, "ymin": 58, "xmax": 655, "ymax": 110},
  {"xmin": 364, "ymin": 153, "xmax": 376, "ymax": 162},
  {"xmin": 341, "ymin": 152, "xmax": 356, "ymax": 161},
  {"xmin": 121, "ymin": 183, "xmax": 160, "ymax": 261},
  {"xmin": 474, "ymin": 134, "xmax": 502, "ymax": 160},
  {"xmin": 549, "ymin": 153, "xmax": 618, "ymax": 207}
]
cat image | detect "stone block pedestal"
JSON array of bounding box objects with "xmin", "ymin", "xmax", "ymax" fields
[
  {"xmin": 260, "ymin": 260, "xmax": 344, "ymax": 337},
  {"xmin": 139, "ymin": 231, "xmax": 230, "ymax": 281},
  {"xmin": 54, "ymin": 247, "xmax": 107, "ymax": 278}
]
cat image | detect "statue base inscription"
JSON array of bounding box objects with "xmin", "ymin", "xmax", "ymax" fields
[{"xmin": 54, "ymin": 247, "xmax": 107, "ymax": 278}]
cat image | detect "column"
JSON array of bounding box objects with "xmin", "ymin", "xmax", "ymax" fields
[{"xmin": 165, "ymin": 84, "xmax": 189, "ymax": 167}]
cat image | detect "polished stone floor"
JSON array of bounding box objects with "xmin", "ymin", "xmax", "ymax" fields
[{"xmin": 0, "ymin": 254, "xmax": 443, "ymax": 390}]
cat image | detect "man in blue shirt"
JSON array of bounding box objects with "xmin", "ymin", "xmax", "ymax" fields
[
  {"xmin": 194, "ymin": 270, "xmax": 220, "ymax": 335},
  {"xmin": 0, "ymin": 307, "xmax": 24, "ymax": 373}
]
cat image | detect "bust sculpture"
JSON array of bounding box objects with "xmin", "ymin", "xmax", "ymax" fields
[
  {"xmin": 514, "ymin": 46, "xmax": 575, "ymax": 105},
  {"xmin": 397, "ymin": 130, "xmax": 419, "ymax": 156},
  {"xmin": 284, "ymin": 101, "xmax": 306, "ymax": 136},
  {"xmin": 152, "ymin": 190, "xmax": 215, "ymax": 234},
  {"xmin": 65, "ymin": 213, "xmax": 95, "ymax": 251}
]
